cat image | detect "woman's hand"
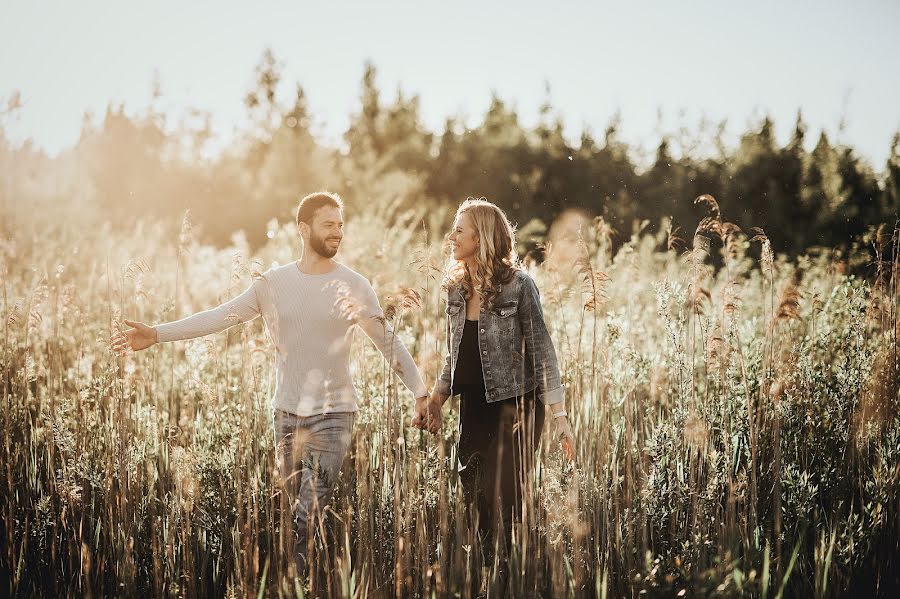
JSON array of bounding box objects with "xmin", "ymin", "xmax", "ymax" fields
[
  {"xmin": 549, "ymin": 403, "xmax": 575, "ymax": 462},
  {"xmin": 555, "ymin": 416, "xmax": 575, "ymax": 462}
]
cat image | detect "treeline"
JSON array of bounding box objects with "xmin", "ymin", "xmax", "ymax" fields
[{"xmin": 2, "ymin": 50, "xmax": 898, "ymax": 254}]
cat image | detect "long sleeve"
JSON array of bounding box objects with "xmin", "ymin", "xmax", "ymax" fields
[
  {"xmin": 354, "ymin": 282, "xmax": 428, "ymax": 399},
  {"xmin": 433, "ymin": 313, "xmax": 453, "ymax": 397},
  {"xmin": 155, "ymin": 280, "xmax": 262, "ymax": 343},
  {"xmin": 518, "ymin": 274, "xmax": 565, "ymax": 405}
]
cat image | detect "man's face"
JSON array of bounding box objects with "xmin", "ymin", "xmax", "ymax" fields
[{"xmin": 303, "ymin": 206, "xmax": 344, "ymax": 258}]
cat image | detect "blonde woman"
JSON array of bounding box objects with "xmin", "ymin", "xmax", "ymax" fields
[{"xmin": 414, "ymin": 197, "xmax": 574, "ymax": 566}]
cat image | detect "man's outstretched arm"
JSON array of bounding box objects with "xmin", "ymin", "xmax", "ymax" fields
[{"xmin": 111, "ymin": 280, "xmax": 262, "ymax": 353}]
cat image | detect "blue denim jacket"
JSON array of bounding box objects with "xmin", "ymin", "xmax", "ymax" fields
[{"xmin": 433, "ymin": 269, "xmax": 564, "ymax": 405}]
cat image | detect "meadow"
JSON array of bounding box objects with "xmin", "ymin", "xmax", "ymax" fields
[{"xmin": 1, "ymin": 198, "xmax": 898, "ymax": 598}]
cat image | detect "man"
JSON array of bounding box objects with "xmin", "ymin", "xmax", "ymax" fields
[{"xmin": 110, "ymin": 191, "xmax": 431, "ymax": 577}]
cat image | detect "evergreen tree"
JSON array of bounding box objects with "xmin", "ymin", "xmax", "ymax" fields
[
  {"xmin": 802, "ymin": 132, "xmax": 844, "ymax": 246},
  {"xmin": 344, "ymin": 61, "xmax": 383, "ymax": 167},
  {"xmin": 884, "ymin": 133, "xmax": 900, "ymax": 222},
  {"xmin": 243, "ymin": 48, "xmax": 283, "ymax": 174},
  {"xmin": 591, "ymin": 113, "xmax": 639, "ymax": 232},
  {"xmin": 380, "ymin": 90, "xmax": 433, "ymax": 174},
  {"xmin": 727, "ymin": 117, "xmax": 778, "ymax": 230},
  {"xmin": 777, "ymin": 111, "xmax": 809, "ymax": 247},
  {"xmin": 836, "ymin": 146, "xmax": 880, "ymax": 242}
]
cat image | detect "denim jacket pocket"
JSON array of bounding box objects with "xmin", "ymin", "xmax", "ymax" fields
[
  {"xmin": 489, "ymin": 299, "xmax": 518, "ymax": 338},
  {"xmin": 489, "ymin": 300, "xmax": 518, "ymax": 318}
]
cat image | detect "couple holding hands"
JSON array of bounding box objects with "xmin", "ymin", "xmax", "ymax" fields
[{"xmin": 111, "ymin": 192, "xmax": 575, "ymax": 577}]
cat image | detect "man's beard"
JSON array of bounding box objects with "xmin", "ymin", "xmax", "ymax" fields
[{"xmin": 309, "ymin": 232, "xmax": 340, "ymax": 258}]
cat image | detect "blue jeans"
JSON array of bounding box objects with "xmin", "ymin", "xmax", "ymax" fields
[{"xmin": 273, "ymin": 409, "xmax": 355, "ymax": 574}]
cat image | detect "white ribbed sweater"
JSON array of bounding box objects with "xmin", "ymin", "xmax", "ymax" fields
[{"xmin": 154, "ymin": 262, "xmax": 427, "ymax": 415}]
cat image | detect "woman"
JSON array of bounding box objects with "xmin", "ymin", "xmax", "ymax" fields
[{"xmin": 417, "ymin": 197, "xmax": 574, "ymax": 565}]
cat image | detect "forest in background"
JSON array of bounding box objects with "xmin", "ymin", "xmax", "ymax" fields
[{"xmin": 1, "ymin": 49, "xmax": 897, "ymax": 257}]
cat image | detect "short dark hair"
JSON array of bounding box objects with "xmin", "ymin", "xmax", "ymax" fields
[{"xmin": 296, "ymin": 191, "xmax": 344, "ymax": 226}]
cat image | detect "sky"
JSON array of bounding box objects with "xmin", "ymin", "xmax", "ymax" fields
[{"xmin": 1, "ymin": 0, "xmax": 898, "ymax": 167}]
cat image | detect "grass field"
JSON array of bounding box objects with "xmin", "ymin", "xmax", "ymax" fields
[{"xmin": 1, "ymin": 203, "xmax": 898, "ymax": 597}]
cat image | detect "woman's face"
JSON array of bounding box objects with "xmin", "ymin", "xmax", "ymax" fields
[{"xmin": 448, "ymin": 211, "xmax": 479, "ymax": 262}]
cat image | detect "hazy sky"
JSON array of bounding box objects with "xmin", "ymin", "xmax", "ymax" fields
[{"xmin": 2, "ymin": 0, "xmax": 898, "ymax": 166}]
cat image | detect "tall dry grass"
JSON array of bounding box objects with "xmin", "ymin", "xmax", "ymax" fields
[{"xmin": 1, "ymin": 199, "xmax": 898, "ymax": 597}]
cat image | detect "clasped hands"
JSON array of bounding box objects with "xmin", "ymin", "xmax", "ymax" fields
[
  {"xmin": 410, "ymin": 390, "xmax": 575, "ymax": 460},
  {"xmin": 411, "ymin": 393, "xmax": 444, "ymax": 435}
]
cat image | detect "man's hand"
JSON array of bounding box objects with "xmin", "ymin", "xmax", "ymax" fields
[
  {"xmin": 110, "ymin": 319, "xmax": 158, "ymax": 355},
  {"xmin": 411, "ymin": 394, "xmax": 443, "ymax": 435}
]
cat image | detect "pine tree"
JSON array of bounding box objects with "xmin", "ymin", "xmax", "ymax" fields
[
  {"xmin": 883, "ymin": 132, "xmax": 900, "ymax": 222},
  {"xmin": 727, "ymin": 116, "xmax": 781, "ymax": 236},
  {"xmin": 836, "ymin": 146, "xmax": 880, "ymax": 241},
  {"xmin": 802, "ymin": 132, "xmax": 844, "ymax": 246},
  {"xmin": 380, "ymin": 90, "xmax": 433, "ymax": 174},
  {"xmin": 776, "ymin": 111, "xmax": 809, "ymax": 251},
  {"xmin": 344, "ymin": 62, "xmax": 383, "ymax": 166}
]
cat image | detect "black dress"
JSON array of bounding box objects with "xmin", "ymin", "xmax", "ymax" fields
[{"xmin": 452, "ymin": 319, "xmax": 545, "ymax": 557}]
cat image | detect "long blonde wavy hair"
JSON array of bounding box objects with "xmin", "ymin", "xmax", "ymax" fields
[{"xmin": 445, "ymin": 197, "xmax": 520, "ymax": 306}]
